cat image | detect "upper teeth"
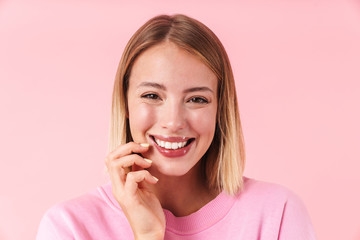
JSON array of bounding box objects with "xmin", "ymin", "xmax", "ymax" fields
[{"xmin": 154, "ymin": 138, "xmax": 188, "ymax": 150}]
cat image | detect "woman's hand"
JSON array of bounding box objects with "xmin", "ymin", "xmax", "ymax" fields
[{"xmin": 105, "ymin": 142, "xmax": 165, "ymax": 240}]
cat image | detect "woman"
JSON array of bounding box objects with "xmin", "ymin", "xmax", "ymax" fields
[{"xmin": 37, "ymin": 14, "xmax": 316, "ymax": 240}]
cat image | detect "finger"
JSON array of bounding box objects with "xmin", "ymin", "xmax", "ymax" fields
[
  {"xmin": 118, "ymin": 155, "xmax": 152, "ymax": 169},
  {"xmin": 107, "ymin": 142, "xmax": 150, "ymax": 161},
  {"xmin": 108, "ymin": 164, "xmax": 126, "ymax": 201},
  {"xmin": 104, "ymin": 142, "xmax": 150, "ymax": 174},
  {"xmin": 106, "ymin": 154, "xmax": 152, "ymax": 181},
  {"xmin": 125, "ymin": 170, "xmax": 158, "ymax": 195},
  {"xmin": 107, "ymin": 154, "xmax": 153, "ymax": 192}
]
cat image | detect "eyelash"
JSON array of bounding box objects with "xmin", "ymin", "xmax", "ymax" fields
[
  {"xmin": 141, "ymin": 94, "xmax": 209, "ymax": 104},
  {"xmin": 141, "ymin": 93, "xmax": 161, "ymax": 100},
  {"xmin": 187, "ymin": 97, "xmax": 208, "ymax": 104}
]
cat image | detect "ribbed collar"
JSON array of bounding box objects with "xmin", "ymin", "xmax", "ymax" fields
[
  {"xmin": 163, "ymin": 190, "xmax": 236, "ymax": 235},
  {"xmin": 99, "ymin": 182, "xmax": 237, "ymax": 235}
]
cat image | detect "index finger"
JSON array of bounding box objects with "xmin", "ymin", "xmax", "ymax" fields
[{"xmin": 107, "ymin": 142, "xmax": 150, "ymax": 160}]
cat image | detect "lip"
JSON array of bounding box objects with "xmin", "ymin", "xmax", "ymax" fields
[
  {"xmin": 151, "ymin": 135, "xmax": 191, "ymax": 142},
  {"xmin": 149, "ymin": 135, "xmax": 194, "ymax": 158}
]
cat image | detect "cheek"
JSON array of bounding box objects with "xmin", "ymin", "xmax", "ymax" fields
[
  {"xmin": 189, "ymin": 108, "xmax": 217, "ymax": 137},
  {"xmin": 128, "ymin": 104, "xmax": 155, "ymax": 138}
]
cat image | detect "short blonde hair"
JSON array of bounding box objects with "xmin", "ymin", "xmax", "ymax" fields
[{"xmin": 109, "ymin": 14, "xmax": 245, "ymax": 195}]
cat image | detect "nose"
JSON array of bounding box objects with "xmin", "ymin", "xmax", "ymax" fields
[{"xmin": 159, "ymin": 99, "xmax": 186, "ymax": 132}]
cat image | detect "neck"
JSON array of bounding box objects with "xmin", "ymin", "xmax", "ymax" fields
[{"xmin": 147, "ymin": 162, "xmax": 219, "ymax": 217}]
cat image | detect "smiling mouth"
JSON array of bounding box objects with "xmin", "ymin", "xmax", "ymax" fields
[{"xmin": 150, "ymin": 135, "xmax": 195, "ymax": 150}]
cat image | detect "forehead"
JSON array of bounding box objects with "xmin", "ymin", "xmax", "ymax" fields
[{"xmin": 129, "ymin": 42, "xmax": 218, "ymax": 90}]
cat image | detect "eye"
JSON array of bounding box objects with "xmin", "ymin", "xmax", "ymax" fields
[
  {"xmin": 141, "ymin": 93, "xmax": 161, "ymax": 100},
  {"xmin": 188, "ymin": 97, "xmax": 208, "ymax": 104}
]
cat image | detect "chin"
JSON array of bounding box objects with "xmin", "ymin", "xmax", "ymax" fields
[{"xmin": 152, "ymin": 163, "xmax": 193, "ymax": 177}]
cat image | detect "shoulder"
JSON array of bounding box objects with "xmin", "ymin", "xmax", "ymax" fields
[
  {"xmin": 44, "ymin": 187, "xmax": 107, "ymax": 219},
  {"xmin": 238, "ymin": 177, "xmax": 299, "ymax": 205},
  {"xmin": 36, "ymin": 183, "xmax": 125, "ymax": 239},
  {"xmin": 238, "ymin": 177, "xmax": 311, "ymax": 216},
  {"xmin": 42, "ymin": 182, "xmax": 121, "ymax": 219},
  {"xmin": 233, "ymin": 177, "xmax": 316, "ymax": 239},
  {"xmin": 36, "ymin": 189, "xmax": 100, "ymax": 239}
]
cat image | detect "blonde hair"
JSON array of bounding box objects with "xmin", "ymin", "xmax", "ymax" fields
[{"xmin": 109, "ymin": 14, "xmax": 245, "ymax": 195}]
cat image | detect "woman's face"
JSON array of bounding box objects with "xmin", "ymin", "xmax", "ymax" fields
[{"xmin": 127, "ymin": 42, "xmax": 218, "ymax": 176}]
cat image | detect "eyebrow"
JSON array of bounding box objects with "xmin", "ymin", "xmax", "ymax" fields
[
  {"xmin": 137, "ymin": 82, "xmax": 214, "ymax": 93},
  {"xmin": 137, "ymin": 82, "xmax": 166, "ymax": 90},
  {"xmin": 183, "ymin": 87, "xmax": 214, "ymax": 94}
]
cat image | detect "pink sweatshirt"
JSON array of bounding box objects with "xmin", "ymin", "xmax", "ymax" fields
[{"xmin": 37, "ymin": 177, "xmax": 316, "ymax": 239}]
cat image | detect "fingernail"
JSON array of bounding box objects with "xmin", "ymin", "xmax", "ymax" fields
[
  {"xmin": 153, "ymin": 176, "xmax": 159, "ymax": 182},
  {"xmin": 140, "ymin": 143, "xmax": 149, "ymax": 147},
  {"xmin": 144, "ymin": 158, "xmax": 152, "ymax": 163}
]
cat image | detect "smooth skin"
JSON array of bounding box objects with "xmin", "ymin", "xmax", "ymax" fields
[{"xmin": 105, "ymin": 41, "xmax": 219, "ymax": 240}]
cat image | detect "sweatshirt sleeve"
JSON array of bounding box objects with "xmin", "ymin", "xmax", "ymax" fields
[
  {"xmin": 36, "ymin": 210, "xmax": 61, "ymax": 240},
  {"xmin": 278, "ymin": 192, "xmax": 317, "ymax": 240},
  {"xmin": 36, "ymin": 205, "xmax": 75, "ymax": 240}
]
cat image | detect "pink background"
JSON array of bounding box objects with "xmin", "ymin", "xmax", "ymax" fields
[{"xmin": 1, "ymin": 0, "xmax": 360, "ymax": 239}]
